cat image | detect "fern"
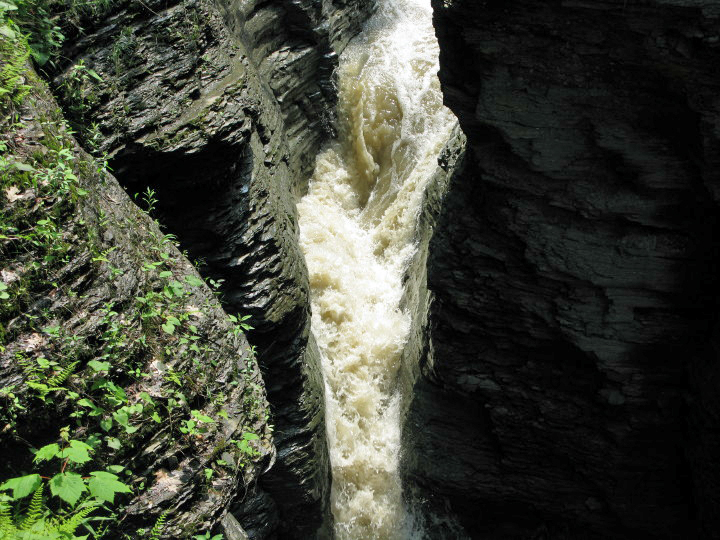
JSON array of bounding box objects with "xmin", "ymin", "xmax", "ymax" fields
[
  {"xmin": 47, "ymin": 361, "xmax": 79, "ymax": 388},
  {"xmin": 0, "ymin": 478, "xmax": 99, "ymax": 538},
  {"xmin": 0, "ymin": 502, "xmax": 14, "ymax": 535},
  {"xmin": 0, "ymin": 502, "xmax": 95, "ymax": 538},
  {"xmin": 18, "ymin": 484, "xmax": 43, "ymax": 530},
  {"xmin": 55, "ymin": 505, "xmax": 96, "ymax": 534},
  {"xmin": 0, "ymin": 32, "xmax": 31, "ymax": 112},
  {"xmin": 148, "ymin": 510, "xmax": 168, "ymax": 540}
]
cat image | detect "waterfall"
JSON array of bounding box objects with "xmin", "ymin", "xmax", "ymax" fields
[{"xmin": 297, "ymin": 0, "xmax": 457, "ymax": 538}]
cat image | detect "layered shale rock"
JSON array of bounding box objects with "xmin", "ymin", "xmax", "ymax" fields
[
  {"xmin": 0, "ymin": 64, "xmax": 272, "ymax": 538},
  {"xmin": 406, "ymin": 1, "xmax": 720, "ymax": 538},
  {"xmin": 49, "ymin": 0, "xmax": 376, "ymax": 536}
]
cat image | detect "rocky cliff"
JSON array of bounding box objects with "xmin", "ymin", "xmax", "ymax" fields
[
  {"xmin": 406, "ymin": 1, "xmax": 720, "ymax": 538},
  {"xmin": 48, "ymin": 0, "xmax": 375, "ymax": 537},
  {"xmin": 1, "ymin": 55, "xmax": 273, "ymax": 538}
]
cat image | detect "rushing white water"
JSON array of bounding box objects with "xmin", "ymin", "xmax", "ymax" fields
[{"xmin": 297, "ymin": 0, "xmax": 456, "ymax": 538}]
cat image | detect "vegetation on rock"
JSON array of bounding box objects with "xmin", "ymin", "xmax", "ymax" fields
[{"xmin": 0, "ymin": 2, "xmax": 272, "ymax": 538}]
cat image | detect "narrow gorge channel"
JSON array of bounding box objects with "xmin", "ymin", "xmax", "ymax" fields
[{"xmin": 297, "ymin": 0, "xmax": 457, "ymax": 538}]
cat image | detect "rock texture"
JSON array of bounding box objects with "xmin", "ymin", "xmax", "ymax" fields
[
  {"xmin": 0, "ymin": 63, "xmax": 272, "ymax": 538},
  {"xmin": 406, "ymin": 1, "xmax": 720, "ymax": 538},
  {"xmin": 50, "ymin": 0, "xmax": 375, "ymax": 536}
]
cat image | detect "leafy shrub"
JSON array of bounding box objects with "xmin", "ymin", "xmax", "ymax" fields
[{"xmin": 0, "ymin": 429, "xmax": 131, "ymax": 539}]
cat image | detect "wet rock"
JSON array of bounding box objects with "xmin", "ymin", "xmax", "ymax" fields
[
  {"xmin": 50, "ymin": 0, "xmax": 376, "ymax": 536},
  {"xmin": 407, "ymin": 1, "xmax": 720, "ymax": 538}
]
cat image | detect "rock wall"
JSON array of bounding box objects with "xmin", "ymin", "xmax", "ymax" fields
[
  {"xmin": 1, "ymin": 61, "xmax": 272, "ymax": 539},
  {"xmin": 51, "ymin": 0, "xmax": 375, "ymax": 537},
  {"xmin": 406, "ymin": 1, "xmax": 720, "ymax": 538}
]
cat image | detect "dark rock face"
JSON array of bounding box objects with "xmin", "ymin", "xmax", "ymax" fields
[
  {"xmin": 52, "ymin": 1, "xmax": 375, "ymax": 537},
  {"xmin": 406, "ymin": 1, "xmax": 720, "ymax": 538}
]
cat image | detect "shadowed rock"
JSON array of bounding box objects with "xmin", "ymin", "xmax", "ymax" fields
[{"xmin": 404, "ymin": 1, "xmax": 720, "ymax": 538}]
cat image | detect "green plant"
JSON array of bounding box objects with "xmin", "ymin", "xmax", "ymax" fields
[
  {"xmin": 192, "ymin": 532, "xmax": 223, "ymax": 540},
  {"xmin": 227, "ymin": 314, "xmax": 252, "ymax": 335},
  {"xmin": 0, "ymin": 5, "xmax": 31, "ymax": 112},
  {"xmin": 0, "ymin": 483, "xmax": 98, "ymax": 539},
  {"xmin": 59, "ymin": 59, "xmax": 102, "ymax": 134},
  {"xmin": 25, "ymin": 359, "xmax": 79, "ymax": 400},
  {"xmin": 178, "ymin": 409, "xmax": 216, "ymax": 437},
  {"xmin": 147, "ymin": 510, "xmax": 168, "ymax": 540},
  {"xmin": 1, "ymin": 0, "xmax": 114, "ymax": 67},
  {"xmin": 139, "ymin": 187, "xmax": 157, "ymax": 214},
  {"xmin": 0, "ymin": 0, "xmax": 63, "ymax": 66},
  {"xmin": 230, "ymin": 432, "xmax": 260, "ymax": 465},
  {"xmin": 1, "ymin": 79, "xmax": 269, "ymax": 535},
  {"xmin": 0, "ymin": 429, "xmax": 131, "ymax": 539},
  {"xmin": 110, "ymin": 25, "xmax": 137, "ymax": 78}
]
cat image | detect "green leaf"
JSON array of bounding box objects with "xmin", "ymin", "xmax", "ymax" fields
[
  {"xmin": 49, "ymin": 472, "xmax": 86, "ymax": 506},
  {"xmin": 29, "ymin": 48, "xmax": 50, "ymax": 66},
  {"xmin": 81, "ymin": 400, "xmax": 104, "ymax": 417},
  {"xmin": 127, "ymin": 403, "xmax": 143, "ymax": 415},
  {"xmin": 87, "ymin": 360, "xmax": 110, "ymax": 372},
  {"xmin": 158, "ymin": 271, "xmax": 173, "ymax": 279},
  {"xmin": 184, "ymin": 275, "xmax": 204, "ymax": 287},
  {"xmin": 12, "ymin": 162, "xmax": 34, "ymax": 172},
  {"xmin": 86, "ymin": 68, "xmax": 103, "ymax": 82},
  {"xmin": 191, "ymin": 410, "xmax": 214, "ymax": 423},
  {"xmin": 169, "ymin": 281, "xmax": 184, "ymax": 295},
  {"xmin": 0, "ymin": 474, "xmax": 41, "ymax": 499},
  {"xmin": 58, "ymin": 440, "xmax": 93, "ymax": 464},
  {"xmin": 151, "ymin": 412, "xmax": 162, "ymax": 423},
  {"xmin": 113, "ymin": 409, "xmax": 129, "ymax": 427},
  {"xmin": 99, "ymin": 418, "xmax": 113, "ymax": 432},
  {"xmin": 86, "ymin": 433, "xmax": 102, "ymax": 448},
  {"xmin": 106, "ymin": 438, "xmax": 121, "ymax": 450},
  {"xmin": 36, "ymin": 358, "xmax": 51, "ymax": 369},
  {"xmin": 106, "ymin": 465, "xmax": 124, "ymax": 474},
  {"xmin": 87, "ymin": 471, "xmax": 131, "ymax": 503},
  {"xmin": 0, "ymin": 25, "xmax": 15, "ymax": 40},
  {"xmin": 26, "ymin": 381, "xmax": 50, "ymax": 396},
  {"xmin": 33, "ymin": 443, "xmax": 60, "ymax": 463},
  {"xmin": 161, "ymin": 322, "xmax": 175, "ymax": 334}
]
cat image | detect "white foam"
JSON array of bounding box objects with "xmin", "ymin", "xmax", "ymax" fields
[{"xmin": 297, "ymin": 0, "xmax": 456, "ymax": 537}]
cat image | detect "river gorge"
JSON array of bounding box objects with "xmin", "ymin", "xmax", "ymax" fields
[{"xmin": 1, "ymin": 0, "xmax": 719, "ymax": 539}]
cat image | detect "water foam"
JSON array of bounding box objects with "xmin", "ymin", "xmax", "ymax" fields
[{"xmin": 297, "ymin": 1, "xmax": 456, "ymax": 538}]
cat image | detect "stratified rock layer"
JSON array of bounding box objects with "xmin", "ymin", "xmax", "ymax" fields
[
  {"xmin": 406, "ymin": 1, "xmax": 720, "ymax": 538},
  {"xmin": 52, "ymin": 1, "xmax": 376, "ymax": 536},
  {"xmin": 1, "ymin": 64, "xmax": 272, "ymax": 539}
]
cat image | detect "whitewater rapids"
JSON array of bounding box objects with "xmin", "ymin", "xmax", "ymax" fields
[{"xmin": 297, "ymin": 0, "xmax": 456, "ymax": 537}]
